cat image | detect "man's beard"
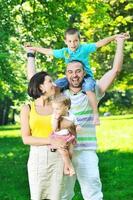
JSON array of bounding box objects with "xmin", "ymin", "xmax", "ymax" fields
[{"xmin": 69, "ymin": 79, "xmax": 82, "ymax": 88}]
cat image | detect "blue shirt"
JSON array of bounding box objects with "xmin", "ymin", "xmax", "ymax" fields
[{"xmin": 53, "ymin": 43, "xmax": 97, "ymax": 77}]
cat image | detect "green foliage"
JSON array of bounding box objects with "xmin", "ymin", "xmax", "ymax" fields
[
  {"xmin": 0, "ymin": 0, "xmax": 132, "ymax": 124},
  {"xmin": 99, "ymin": 89, "xmax": 133, "ymax": 115}
]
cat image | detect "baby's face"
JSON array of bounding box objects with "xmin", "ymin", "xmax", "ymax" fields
[{"xmin": 52, "ymin": 102, "xmax": 68, "ymax": 116}]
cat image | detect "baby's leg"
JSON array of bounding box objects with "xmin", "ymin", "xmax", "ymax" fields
[
  {"xmin": 58, "ymin": 148, "xmax": 75, "ymax": 176},
  {"xmin": 83, "ymin": 77, "xmax": 100, "ymax": 125},
  {"xmin": 54, "ymin": 77, "xmax": 69, "ymax": 90},
  {"xmin": 68, "ymin": 143, "xmax": 74, "ymax": 159}
]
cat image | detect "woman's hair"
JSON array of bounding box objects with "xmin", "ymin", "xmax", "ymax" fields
[
  {"xmin": 52, "ymin": 95, "xmax": 71, "ymax": 109},
  {"xmin": 28, "ymin": 71, "xmax": 49, "ymax": 99}
]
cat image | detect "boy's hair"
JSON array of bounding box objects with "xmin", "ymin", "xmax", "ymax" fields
[
  {"xmin": 52, "ymin": 95, "xmax": 71, "ymax": 109},
  {"xmin": 65, "ymin": 28, "xmax": 80, "ymax": 39}
]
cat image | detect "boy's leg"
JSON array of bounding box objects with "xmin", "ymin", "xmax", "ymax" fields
[
  {"xmin": 83, "ymin": 77, "xmax": 100, "ymax": 125},
  {"xmin": 86, "ymin": 91, "xmax": 100, "ymax": 125},
  {"xmin": 55, "ymin": 77, "xmax": 69, "ymax": 90}
]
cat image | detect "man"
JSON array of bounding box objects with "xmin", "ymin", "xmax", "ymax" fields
[
  {"xmin": 26, "ymin": 35, "xmax": 127, "ymax": 200},
  {"xmin": 60, "ymin": 35, "xmax": 126, "ymax": 200}
]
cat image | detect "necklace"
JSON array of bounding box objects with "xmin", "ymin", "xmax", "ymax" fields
[{"xmin": 69, "ymin": 87, "xmax": 81, "ymax": 95}]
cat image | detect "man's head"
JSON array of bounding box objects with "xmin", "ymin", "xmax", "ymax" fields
[
  {"xmin": 66, "ymin": 60, "xmax": 85, "ymax": 89},
  {"xmin": 64, "ymin": 28, "xmax": 80, "ymax": 52}
]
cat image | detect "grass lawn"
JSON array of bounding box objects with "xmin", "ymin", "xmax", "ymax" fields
[{"xmin": 0, "ymin": 115, "xmax": 133, "ymax": 200}]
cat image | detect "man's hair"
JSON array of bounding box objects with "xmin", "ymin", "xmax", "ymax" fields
[
  {"xmin": 28, "ymin": 71, "xmax": 48, "ymax": 99},
  {"xmin": 52, "ymin": 95, "xmax": 71, "ymax": 109},
  {"xmin": 67, "ymin": 60, "xmax": 85, "ymax": 70},
  {"xmin": 65, "ymin": 28, "xmax": 80, "ymax": 39}
]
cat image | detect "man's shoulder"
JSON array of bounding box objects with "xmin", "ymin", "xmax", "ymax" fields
[{"xmin": 63, "ymin": 83, "xmax": 104, "ymax": 101}]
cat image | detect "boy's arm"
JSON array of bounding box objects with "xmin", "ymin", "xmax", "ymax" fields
[
  {"xmin": 95, "ymin": 35, "xmax": 116, "ymax": 48},
  {"xmin": 26, "ymin": 46, "xmax": 53, "ymax": 56},
  {"xmin": 98, "ymin": 36, "xmax": 125, "ymax": 94},
  {"xmin": 95, "ymin": 33, "xmax": 128, "ymax": 48}
]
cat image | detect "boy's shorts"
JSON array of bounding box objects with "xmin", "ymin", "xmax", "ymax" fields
[{"xmin": 55, "ymin": 75, "xmax": 96, "ymax": 92}]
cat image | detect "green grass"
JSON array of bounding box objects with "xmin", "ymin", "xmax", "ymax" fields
[{"xmin": 0, "ymin": 115, "xmax": 133, "ymax": 200}]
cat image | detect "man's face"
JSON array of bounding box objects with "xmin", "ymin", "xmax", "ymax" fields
[{"xmin": 66, "ymin": 62, "xmax": 85, "ymax": 88}]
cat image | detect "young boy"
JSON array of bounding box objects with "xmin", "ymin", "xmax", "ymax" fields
[{"xmin": 26, "ymin": 28, "xmax": 123, "ymax": 125}]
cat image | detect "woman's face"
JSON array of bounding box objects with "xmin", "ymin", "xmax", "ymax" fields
[{"xmin": 40, "ymin": 75, "xmax": 56, "ymax": 96}]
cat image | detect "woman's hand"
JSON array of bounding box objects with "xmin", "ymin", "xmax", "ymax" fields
[{"xmin": 50, "ymin": 137, "xmax": 68, "ymax": 149}]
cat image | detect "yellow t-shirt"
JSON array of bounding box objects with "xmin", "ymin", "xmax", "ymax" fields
[{"xmin": 29, "ymin": 102, "xmax": 53, "ymax": 138}]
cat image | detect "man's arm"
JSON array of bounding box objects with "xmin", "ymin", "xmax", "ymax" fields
[{"xmin": 98, "ymin": 36, "xmax": 125, "ymax": 94}]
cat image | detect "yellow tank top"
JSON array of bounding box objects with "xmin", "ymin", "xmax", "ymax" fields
[{"xmin": 29, "ymin": 102, "xmax": 53, "ymax": 138}]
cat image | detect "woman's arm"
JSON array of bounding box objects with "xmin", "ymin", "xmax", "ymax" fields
[
  {"xmin": 20, "ymin": 105, "xmax": 67, "ymax": 147},
  {"xmin": 20, "ymin": 105, "xmax": 50, "ymax": 145}
]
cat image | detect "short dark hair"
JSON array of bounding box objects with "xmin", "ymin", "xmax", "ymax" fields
[
  {"xmin": 65, "ymin": 28, "xmax": 80, "ymax": 39},
  {"xmin": 67, "ymin": 60, "xmax": 85, "ymax": 69},
  {"xmin": 28, "ymin": 71, "xmax": 49, "ymax": 99}
]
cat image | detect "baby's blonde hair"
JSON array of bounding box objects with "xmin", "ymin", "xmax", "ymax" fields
[{"xmin": 52, "ymin": 95, "xmax": 71, "ymax": 109}]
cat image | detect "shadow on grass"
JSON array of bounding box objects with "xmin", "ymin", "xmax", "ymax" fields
[
  {"xmin": 0, "ymin": 126, "xmax": 20, "ymax": 131},
  {"xmin": 102, "ymin": 116, "xmax": 133, "ymax": 121},
  {"xmin": 98, "ymin": 150, "xmax": 133, "ymax": 200},
  {"xmin": 0, "ymin": 137, "xmax": 133, "ymax": 200},
  {"xmin": 0, "ymin": 136, "xmax": 30, "ymax": 200}
]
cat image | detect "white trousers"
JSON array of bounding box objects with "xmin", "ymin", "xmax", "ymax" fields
[{"xmin": 60, "ymin": 150, "xmax": 103, "ymax": 200}]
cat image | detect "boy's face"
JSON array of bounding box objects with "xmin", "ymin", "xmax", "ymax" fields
[{"xmin": 65, "ymin": 33, "xmax": 80, "ymax": 52}]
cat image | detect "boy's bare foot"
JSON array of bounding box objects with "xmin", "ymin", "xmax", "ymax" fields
[{"xmin": 93, "ymin": 114, "xmax": 100, "ymax": 125}]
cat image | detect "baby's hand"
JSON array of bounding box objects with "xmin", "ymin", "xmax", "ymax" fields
[{"xmin": 53, "ymin": 113, "xmax": 62, "ymax": 120}]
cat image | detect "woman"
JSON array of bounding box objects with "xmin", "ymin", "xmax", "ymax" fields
[{"xmin": 20, "ymin": 70, "xmax": 67, "ymax": 200}]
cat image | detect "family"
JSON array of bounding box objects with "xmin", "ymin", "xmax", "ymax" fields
[{"xmin": 20, "ymin": 28, "xmax": 128, "ymax": 200}]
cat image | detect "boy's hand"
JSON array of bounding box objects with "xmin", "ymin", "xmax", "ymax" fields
[
  {"xmin": 115, "ymin": 33, "xmax": 130, "ymax": 41},
  {"xmin": 115, "ymin": 33, "xmax": 130, "ymax": 42},
  {"xmin": 24, "ymin": 43, "xmax": 36, "ymax": 53}
]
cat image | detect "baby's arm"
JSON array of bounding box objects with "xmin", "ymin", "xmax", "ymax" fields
[{"xmin": 51, "ymin": 114, "xmax": 61, "ymax": 132}]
